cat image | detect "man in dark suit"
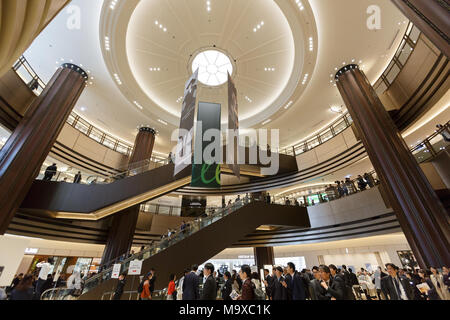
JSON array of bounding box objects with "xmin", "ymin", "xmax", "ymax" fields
[
  {"xmin": 272, "ymin": 266, "xmax": 288, "ymax": 300},
  {"xmin": 263, "ymin": 269, "xmax": 274, "ymax": 300},
  {"xmin": 182, "ymin": 264, "xmax": 200, "ymax": 300},
  {"xmin": 201, "ymin": 263, "xmax": 217, "ymax": 300},
  {"xmin": 330, "ymin": 264, "xmax": 354, "ymax": 300},
  {"xmin": 381, "ymin": 263, "xmax": 415, "ymax": 300},
  {"xmin": 309, "ymin": 266, "xmax": 322, "ymax": 300},
  {"xmin": 285, "ymin": 262, "xmax": 306, "ymax": 300},
  {"xmin": 317, "ymin": 265, "xmax": 345, "ymax": 300}
]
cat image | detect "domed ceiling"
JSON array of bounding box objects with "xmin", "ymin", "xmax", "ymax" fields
[
  {"xmin": 24, "ymin": 0, "xmax": 409, "ymax": 154},
  {"xmin": 124, "ymin": 0, "xmax": 297, "ymax": 125}
]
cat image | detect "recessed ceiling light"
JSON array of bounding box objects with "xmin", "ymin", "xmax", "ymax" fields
[
  {"xmin": 284, "ymin": 101, "xmax": 293, "ymax": 109},
  {"xmin": 109, "ymin": 0, "xmax": 118, "ymax": 10},
  {"xmin": 80, "ymin": 107, "xmax": 86, "ymax": 112}
]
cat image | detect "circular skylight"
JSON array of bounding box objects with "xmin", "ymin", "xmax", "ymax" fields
[{"xmin": 191, "ymin": 49, "xmax": 233, "ymax": 86}]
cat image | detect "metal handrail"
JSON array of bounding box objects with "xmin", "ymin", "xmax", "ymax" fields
[
  {"xmin": 80, "ymin": 198, "xmax": 254, "ymax": 298},
  {"xmin": 278, "ymin": 121, "xmax": 450, "ymax": 201}
]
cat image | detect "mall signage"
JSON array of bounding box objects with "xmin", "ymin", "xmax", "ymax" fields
[
  {"xmin": 191, "ymin": 102, "xmax": 221, "ymax": 188},
  {"xmin": 227, "ymin": 72, "xmax": 240, "ymax": 180},
  {"xmin": 111, "ymin": 264, "xmax": 121, "ymax": 279},
  {"xmin": 174, "ymin": 69, "xmax": 199, "ymax": 176},
  {"xmin": 128, "ymin": 260, "xmax": 143, "ymax": 275}
]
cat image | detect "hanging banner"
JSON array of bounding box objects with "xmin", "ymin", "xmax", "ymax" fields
[
  {"xmin": 174, "ymin": 69, "xmax": 199, "ymax": 176},
  {"xmin": 191, "ymin": 102, "xmax": 221, "ymax": 188},
  {"xmin": 227, "ymin": 73, "xmax": 240, "ymax": 179},
  {"xmin": 111, "ymin": 264, "xmax": 121, "ymax": 279},
  {"xmin": 128, "ymin": 260, "xmax": 143, "ymax": 275}
]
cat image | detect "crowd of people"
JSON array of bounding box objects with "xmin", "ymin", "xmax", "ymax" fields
[
  {"xmin": 2, "ymin": 257, "xmax": 90, "ymax": 300},
  {"xmin": 130, "ymin": 262, "xmax": 450, "ymax": 301}
]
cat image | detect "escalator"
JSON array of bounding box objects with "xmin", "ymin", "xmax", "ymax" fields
[
  {"xmin": 20, "ymin": 163, "xmax": 192, "ymax": 220},
  {"xmin": 19, "ymin": 145, "xmax": 298, "ymax": 220},
  {"xmin": 70, "ymin": 200, "xmax": 310, "ymax": 300}
]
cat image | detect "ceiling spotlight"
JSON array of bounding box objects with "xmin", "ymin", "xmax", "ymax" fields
[{"xmin": 330, "ymin": 105, "xmax": 343, "ymax": 113}]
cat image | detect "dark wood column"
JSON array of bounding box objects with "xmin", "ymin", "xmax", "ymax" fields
[
  {"xmin": 254, "ymin": 247, "xmax": 275, "ymax": 272},
  {"xmin": 0, "ymin": 64, "xmax": 87, "ymax": 234},
  {"xmin": 336, "ymin": 64, "xmax": 450, "ymax": 268},
  {"xmin": 101, "ymin": 206, "xmax": 141, "ymax": 266},
  {"xmin": 129, "ymin": 126, "xmax": 156, "ymax": 165},
  {"xmin": 391, "ymin": 0, "xmax": 450, "ymax": 58},
  {"xmin": 101, "ymin": 126, "xmax": 157, "ymax": 265}
]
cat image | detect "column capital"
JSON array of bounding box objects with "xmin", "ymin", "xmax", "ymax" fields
[
  {"xmin": 335, "ymin": 64, "xmax": 360, "ymax": 81},
  {"xmin": 137, "ymin": 125, "xmax": 156, "ymax": 135},
  {"xmin": 61, "ymin": 63, "xmax": 89, "ymax": 81}
]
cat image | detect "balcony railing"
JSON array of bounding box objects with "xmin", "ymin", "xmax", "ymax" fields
[
  {"xmin": 13, "ymin": 56, "xmax": 138, "ymax": 158},
  {"xmin": 281, "ymin": 22, "xmax": 420, "ymax": 157},
  {"xmin": 278, "ymin": 121, "xmax": 449, "ymax": 201}
]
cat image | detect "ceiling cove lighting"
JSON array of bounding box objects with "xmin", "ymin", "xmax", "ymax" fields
[
  {"xmin": 158, "ymin": 119, "xmax": 168, "ymax": 125},
  {"xmin": 253, "ymin": 21, "xmax": 264, "ymax": 33},
  {"xmin": 113, "ymin": 73, "xmax": 122, "ymax": 85},
  {"xmin": 109, "ymin": 0, "xmax": 118, "ymax": 10},
  {"xmin": 262, "ymin": 119, "xmax": 272, "ymax": 125},
  {"xmin": 295, "ymin": 0, "xmax": 304, "ymax": 10},
  {"xmin": 133, "ymin": 101, "xmax": 143, "ymax": 110}
]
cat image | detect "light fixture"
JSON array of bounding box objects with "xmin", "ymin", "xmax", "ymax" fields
[
  {"xmin": 113, "ymin": 73, "xmax": 122, "ymax": 85},
  {"xmin": 149, "ymin": 67, "xmax": 161, "ymax": 71},
  {"xmin": 330, "ymin": 105, "xmax": 343, "ymax": 113},
  {"xmin": 176, "ymin": 96, "xmax": 183, "ymax": 103},
  {"xmin": 253, "ymin": 21, "xmax": 264, "ymax": 33},
  {"xmin": 133, "ymin": 101, "xmax": 143, "ymax": 110},
  {"xmin": 110, "ymin": 0, "xmax": 118, "ymax": 10},
  {"xmin": 284, "ymin": 101, "xmax": 293, "ymax": 109},
  {"xmin": 262, "ymin": 119, "xmax": 272, "ymax": 125},
  {"xmin": 245, "ymin": 96, "xmax": 253, "ymax": 103},
  {"xmin": 309, "ymin": 37, "xmax": 313, "ymax": 51},
  {"xmin": 296, "ymin": 0, "xmax": 304, "ymax": 10},
  {"xmin": 80, "ymin": 106, "xmax": 86, "ymax": 112},
  {"xmin": 158, "ymin": 119, "xmax": 168, "ymax": 125},
  {"xmin": 191, "ymin": 49, "xmax": 233, "ymax": 86},
  {"xmin": 264, "ymin": 67, "xmax": 275, "ymax": 72},
  {"xmin": 302, "ymin": 74, "xmax": 309, "ymax": 85}
]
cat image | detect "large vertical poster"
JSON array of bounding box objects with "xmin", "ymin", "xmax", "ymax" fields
[
  {"xmin": 227, "ymin": 73, "xmax": 240, "ymax": 179},
  {"xmin": 191, "ymin": 102, "xmax": 221, "ymax": 188},
  {"xmin": 174, "ymin": 69, "xmax": 199, "ymax": 176}
]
